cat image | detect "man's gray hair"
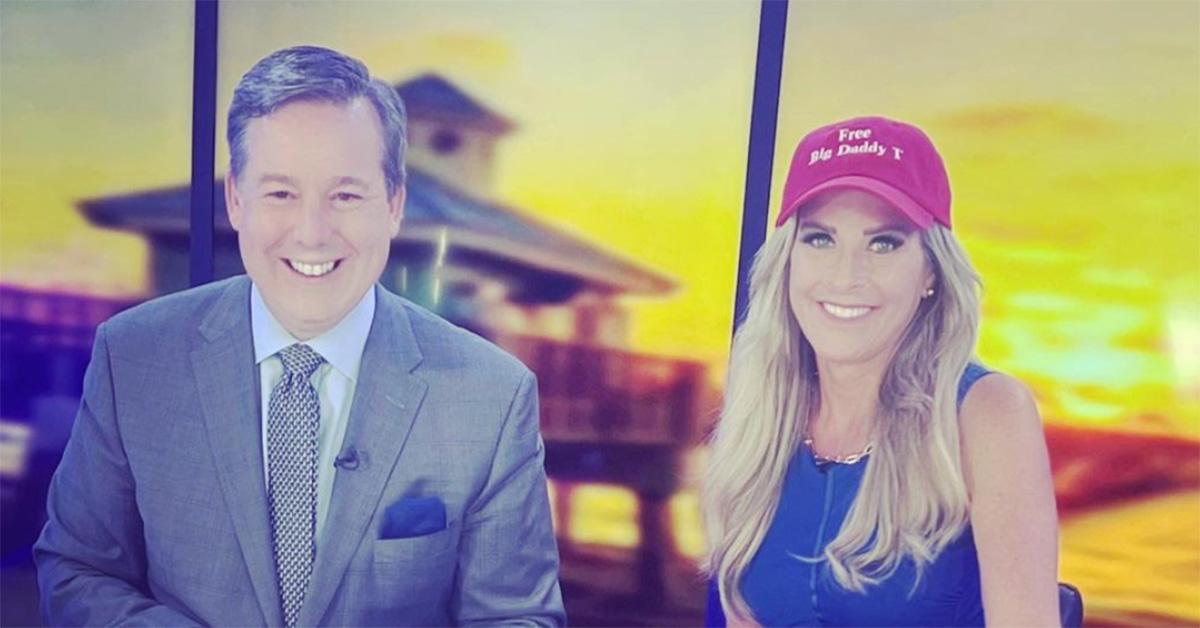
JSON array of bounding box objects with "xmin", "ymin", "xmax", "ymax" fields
[{"xmin": 228, "ymin": 45, "xmax": 407, "ymax": 195}]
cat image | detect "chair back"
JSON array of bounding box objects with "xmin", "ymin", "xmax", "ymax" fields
[{"xmin": 1059, "ymin": 582, "xmax": 1083, "ymax": 627}]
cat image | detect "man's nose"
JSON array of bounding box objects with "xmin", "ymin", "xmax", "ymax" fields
[{"xmin": 294, "ymin": 199, "xmax": 333, "ymax": 248}]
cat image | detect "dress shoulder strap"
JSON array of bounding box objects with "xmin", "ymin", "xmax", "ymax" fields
[{"xmin": 957, "ymin": 362, "xmax": 993, "ymax": 409}]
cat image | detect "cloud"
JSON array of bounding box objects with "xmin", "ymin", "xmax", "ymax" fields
[{"xmin": 932, "ymin": 103, "xmax": 1118, "ymax": 138}]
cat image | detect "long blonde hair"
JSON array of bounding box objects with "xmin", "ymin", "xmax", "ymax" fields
[{"xmin": 702, "ymin": 216, "xmax": 981, "ymax": 620}]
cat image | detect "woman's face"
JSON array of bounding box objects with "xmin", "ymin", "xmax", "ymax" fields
[{"xmin": 788, "ymin": 189, "xmax": 935, "ymax": 368}]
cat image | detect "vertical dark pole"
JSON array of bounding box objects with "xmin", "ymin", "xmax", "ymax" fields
[
  {"xmin": 732, "ymin": 0, "xmax": 788, "ymax": 335},
  {"xmin": 190, "ymin": 0, "xmax": 219, "ymax": 287}
]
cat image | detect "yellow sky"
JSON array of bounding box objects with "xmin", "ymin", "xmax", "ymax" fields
[
  {"xmin": 0, "ymin": 1, "xmax": 193, "ymax": 295},
  {"xmin": 210, "ymin": 1, "xmax": 760, "ymax": 385},
  {"xmin": 2, "ymin": 1, "xmax": 1197, "ymax": 434},
  {"xmin": 1, "ymin": 0, "xmax": 759, "ymax": 374},
  {"xmin": 770, "ymin": 1, "xmax": 1199, "ymax": 434}
]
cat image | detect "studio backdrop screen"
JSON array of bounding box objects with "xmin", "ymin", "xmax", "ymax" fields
[{"xmin": 1, "ymin": 1, "xmax": 1197, "ymax": 626}]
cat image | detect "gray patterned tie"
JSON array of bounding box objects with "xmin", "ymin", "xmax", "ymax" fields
[{"xmin": 267, "ymin": 343, "xmax": 324, "ymax": 627}]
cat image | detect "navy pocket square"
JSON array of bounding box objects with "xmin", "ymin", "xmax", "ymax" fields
[{"xmin": 381, "ymin": 496, "xmax": 447, "ymax": 539}]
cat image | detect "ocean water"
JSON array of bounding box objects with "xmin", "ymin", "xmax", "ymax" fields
[{"xmin": 1059, "ymin": 489, "xmax": 1200, "ymax": 624}]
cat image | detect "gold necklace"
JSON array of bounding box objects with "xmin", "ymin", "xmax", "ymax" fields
[{"xmin": 803, "ymin": 432, "xmax": 874, "ymax": 465}]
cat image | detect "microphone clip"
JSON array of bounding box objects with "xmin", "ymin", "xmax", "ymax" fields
[{"xmin": 334, "ymin": 446, "xmax": 360, "ymax": 470}]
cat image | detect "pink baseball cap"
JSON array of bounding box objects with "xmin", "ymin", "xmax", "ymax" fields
[{"xmin": 776, "ymin": 116, "xmax": 952, "ymax": 230}]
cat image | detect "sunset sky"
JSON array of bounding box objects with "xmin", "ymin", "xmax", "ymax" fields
[
  {"xmin": 2, "ymin": 1, "xmax": 1196, "ymax": 436},
  {"xmin": 770, "ymin": 1, "xmax": 1199, "ymax": 435}
]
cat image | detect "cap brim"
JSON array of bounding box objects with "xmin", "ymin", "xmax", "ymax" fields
[{"xmin": 776, "ymin": 176, "xmax": 935, "ymax": 229}]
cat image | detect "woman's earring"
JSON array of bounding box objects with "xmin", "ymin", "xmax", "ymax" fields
[{"xmin": 922, "ymin": 287, "xmax": 935, "ymax": 299}]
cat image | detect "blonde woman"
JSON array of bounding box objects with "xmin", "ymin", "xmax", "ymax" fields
[{"xmin": 703, "ymin": 117, "xmax": 1062, "ymax": 626}]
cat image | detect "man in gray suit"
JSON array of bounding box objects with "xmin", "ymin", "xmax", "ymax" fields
[{"xmin": 35, "ymin": 46, "xmax": 565, "ymax": 627}]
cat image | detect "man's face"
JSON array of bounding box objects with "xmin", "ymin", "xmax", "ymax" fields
[{"xmin": 226, "ymin": 98, "xmax": 404, "ymax": 340}]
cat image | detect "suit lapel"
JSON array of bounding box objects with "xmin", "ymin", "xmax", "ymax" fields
[
  {"xmin": 190, "ymin": 277, "xmax": 284, "ymax": 626},
  {"xmin": 300, "ymin": 286, "xmax": 428, "ymax": 627}
]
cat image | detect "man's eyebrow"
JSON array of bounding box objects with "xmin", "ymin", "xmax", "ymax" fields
[
  {"xmin": 256, "ymin": 173, "xmax": 296, "ymax": 187},
  {"xmin": 330, "ymin": 176, "xmax": 370, "ymax": 188}
]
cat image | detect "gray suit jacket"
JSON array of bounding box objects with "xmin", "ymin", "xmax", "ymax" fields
[{"xmin": 34, "ymin": 276, "xmax": 565, "ymax": 626}]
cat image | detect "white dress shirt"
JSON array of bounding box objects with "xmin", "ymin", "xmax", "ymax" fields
[{"xmin": 250, "ymin": 283, "xmax": 375, "ymax": 547}]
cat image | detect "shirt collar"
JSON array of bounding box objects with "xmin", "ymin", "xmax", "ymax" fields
[{"xmin": 250, "ymin": 283, "xmax": 376, "ymax": 382}]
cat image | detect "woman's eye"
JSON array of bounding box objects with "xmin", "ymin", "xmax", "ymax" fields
[
  {"xmin": 802, "ymin": 233, "xmax": 834, "ymax": 248},
  {"xmin": 869, "ymin": 235, "xmax": 904, "ymax": 253}
]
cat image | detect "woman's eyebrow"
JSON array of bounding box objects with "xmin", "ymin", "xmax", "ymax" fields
[
  {"xmin": 799, "ymin": 220, "xmax": 835, "ymax": 234},
  {"xmin": 864, "ymin": 223, "xmax": 913, "ymax": 236}
]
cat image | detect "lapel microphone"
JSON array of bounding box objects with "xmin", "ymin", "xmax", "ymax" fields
[{"xmin": 334, "ymin": 446, "xmax": 360, "ymax": 470}]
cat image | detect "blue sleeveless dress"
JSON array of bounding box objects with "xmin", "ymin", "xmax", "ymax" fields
[{"xmin": 706, "ymin": 364, "xmax": 993, "ymax": 626}]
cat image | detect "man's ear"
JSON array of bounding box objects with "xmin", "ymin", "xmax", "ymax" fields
[
  {"xmin": 225, "ymin": 172, "xmax": 244, "ymax": 232},
  {"xmin": 387, "ymin": 185, "xmax": 406, "ymax": 236}
]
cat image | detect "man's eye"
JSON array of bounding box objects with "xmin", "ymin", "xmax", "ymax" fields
[
  {"xmin": 801, "ymin": 233, "xmax": 834, "ymax": 248},
  {"xmin": 265, "ymin": 191, "xmax": 293, "ymax": 200},
  {"xmin": 869, "ymin": 235, "xmax": 904, "ymax": 253},
  {"xmin": 333, "ymin": 192, "xmax": 363, "ymax": 203}
]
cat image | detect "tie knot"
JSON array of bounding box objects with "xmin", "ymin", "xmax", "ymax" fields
[{"xmin": 278, "ymin": 344, "xmax": 324, "ymax": 379}]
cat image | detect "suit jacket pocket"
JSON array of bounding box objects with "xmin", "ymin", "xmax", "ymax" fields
[
  {"xmin": 381, "ymin": 496, "xmax": 446, "ymax": 539},
  {"xmin": 374, "ymin": 496, "xmax": 453, "ymax": 563},
  {"xmin": 373, "ymin": 527, "xmax": 455, "ymax": 564}
]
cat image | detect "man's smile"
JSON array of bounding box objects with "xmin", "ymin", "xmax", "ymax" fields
[{"xmin": 284, "ymin": 258, "xmax": 342, "ymax": 278}]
